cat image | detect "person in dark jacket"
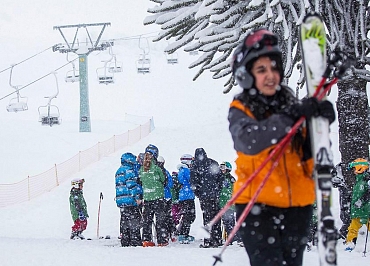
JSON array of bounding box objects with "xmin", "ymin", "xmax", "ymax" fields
[
  {"xmin": 69, "ymin": 178, "xmax": 89, "ymax": 240},
  {"xmin": 115, "ymin": 152, "xmax": 142, "ymax": 247},
  {"xmin": 191, "ymin": 148, "xmax": 223, "ymax": 248},
  {"xmin": 229, "ymin": 29, "xmax": 335, "ymax": 265}
]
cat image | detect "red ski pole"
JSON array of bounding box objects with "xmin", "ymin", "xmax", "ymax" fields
[{"xmin": 97, "ymin": 192, "xmax": 103, "ymax": 239}]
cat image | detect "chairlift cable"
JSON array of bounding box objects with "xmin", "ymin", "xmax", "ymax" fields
[
  {"xmin": 0, "ymin": 46, "xmax": 54, "ymax": 74},
  {"xmin": 0, "ymin": 61, "xmax": 72, "ymax": 101}
]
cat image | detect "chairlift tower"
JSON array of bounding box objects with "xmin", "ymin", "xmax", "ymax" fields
[{"xmin": 53, "ymin": 22, "xmax": 111, "ymax": 132}]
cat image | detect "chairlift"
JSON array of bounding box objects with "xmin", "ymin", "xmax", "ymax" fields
[
  {"xmin": 38, "ymin": 72, "xmax": 61, "ymax": 127},
  {"xmin": 108, "ymin": 55, "xmax": 123, "ymax": 73},
  {"xmin": 136, "ymin": 53, "xmax": 151, "ymax": 74},
  {"xmin": 166, "ymin": 52, "xmax": 179, "ymax": 64},
  {"xmin": 137, "ymin": 36, "xmax": 151, "ymax": 74},
  {"xmin": 189, "ymin": 50, "xmax": 198, "ymax": 56},
  {"xmin": 6, "ymin": 65, "xmax": 28, "ymax": 112},
  {"xmin": 97, "ymin": 46, "xmax": 115, "ymax": 84},
  {"xmin": 97, "ymin": 63, "xmax": 114, "ymax": 84},
  {"xmin": 65, "ymin": 53, "xmax": 80, "ymax": 83}
]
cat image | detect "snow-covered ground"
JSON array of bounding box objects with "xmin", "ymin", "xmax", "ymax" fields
[{"xmin": 0, "ymin": 1, "xmax": 369, "ymax": 265}]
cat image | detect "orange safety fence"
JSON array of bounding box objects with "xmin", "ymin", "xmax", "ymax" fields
[{"xmin": 0, "ymin": 119, "xmax": 153, "ymax": 208}]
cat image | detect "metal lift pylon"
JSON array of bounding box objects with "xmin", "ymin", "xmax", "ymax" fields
[{"xmin": 53, "ymin": 22, "xmax": 111, "ymax": 132}]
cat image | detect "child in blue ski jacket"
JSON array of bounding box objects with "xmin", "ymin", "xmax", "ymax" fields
[
  {"xmin": 115, "ymin": 152, "xmax": 143, "ymax": 247},
  {"xmin": 176, "ymin": 154, "xmax": 196, "ymax": 244}
]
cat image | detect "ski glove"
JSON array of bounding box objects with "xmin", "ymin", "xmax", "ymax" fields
[
  {"xmin": 318, "ymin": 100, "xmax": 335, "ymax": 124},
  {"xmin": 286, "ymin": 97, "xmax": 335, "ymax": 124},
  {"xmin": 286, "ymin": 97, "xmax": 320, "ymax": 121},
  {"xmin": 78, "ymin": 211, "xmax": 86, "ymax": 221}
]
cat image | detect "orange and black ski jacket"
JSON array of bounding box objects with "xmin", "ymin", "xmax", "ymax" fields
[{"xmin": 228, "ymin": 89, "xmax": 315, "ymax": 208}]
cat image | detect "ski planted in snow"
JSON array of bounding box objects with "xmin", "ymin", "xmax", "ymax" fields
[{"xmin": 300, "ymin": 12, "xmax": 337, "ymax": 266}]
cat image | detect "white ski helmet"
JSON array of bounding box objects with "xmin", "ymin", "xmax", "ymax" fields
[
  {"xmin": 180, "ymin": 154, "xmax": 193, "ymax": 166},
  {"xmin": 71, "ymin": 178, "xmax": 85, "ymax": 188},
  {"xmin": 157, "ymin": 156, "xmax": 165, "ymax": 163}
]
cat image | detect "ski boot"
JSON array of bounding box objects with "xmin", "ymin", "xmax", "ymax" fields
[
  {"xmin": 76, "ymin": 231, "xmax": 85, "ymax": 240},
  {"xmin": 142, "ymin": 241, "xmax": 155, "ymax": 247}
]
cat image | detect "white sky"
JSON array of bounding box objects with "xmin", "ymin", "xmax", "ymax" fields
[{"xmin": 0, "ymin": 1, "xmax": 369, "ymax": 265}]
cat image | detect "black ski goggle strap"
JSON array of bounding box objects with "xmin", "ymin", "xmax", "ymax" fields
[{"xmin": 243, "ymin": 30, "xmax": 278, "ymax": 52}]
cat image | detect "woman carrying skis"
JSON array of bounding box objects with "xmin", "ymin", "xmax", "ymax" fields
[{"xmin": 228, "ymin": 28, "xmax": 335, "ymax": 265}]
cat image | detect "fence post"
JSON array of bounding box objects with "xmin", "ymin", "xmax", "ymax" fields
[{"xmin": 55, "ymin": 164, "xmax": 59, "ymax": 186}]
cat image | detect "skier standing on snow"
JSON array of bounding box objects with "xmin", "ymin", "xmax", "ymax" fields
[
  {"xmin": 69, "ymin": 178, "xmax": 89, "ymax": 240},
  {"xmin": 176, "ymin": 154, "xmax": 196, "ymax": 244},
  {"xmin": 157, "ymin": 155, "xmax": 177, "ymax": 242},
  {"xmin": 228, "ymin": 28, "xmax": 335, "ymax": 265},
  {"xmin": 139, "ymin": 144, "xmax": 168, "ymax": 247},
  {"xmin": 331, "ymin": 162, "xmax": 352, "ymax": 240},
  {"xmin": 344, "ymin": 158, "xmax": 370, "ymax": 251},
  {"xmin": 170, "ymin": 171, "xmax": 182, "ymax": 226},
  {"xmin": 115, "ymin": 152, "xmax": 143, "ymax": 247},
  {"xmin": 191, "ymin": 148, "xmax": 223, "ymax": 248},
  {"xmin": 219, "ymin": 161, "xmax": 242, "ymax": 245}
]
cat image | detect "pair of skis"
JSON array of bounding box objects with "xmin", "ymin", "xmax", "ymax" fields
[{"xmin": 210, "ymin": 13, "xmax": 353, "ymax": 266}]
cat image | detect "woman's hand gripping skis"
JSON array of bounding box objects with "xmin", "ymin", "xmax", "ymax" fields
[{"xmin": 210, "ymin": 51, "xmax": 353, "ymax": 266}]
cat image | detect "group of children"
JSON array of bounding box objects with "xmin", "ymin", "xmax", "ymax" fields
[{"xmin": 68, "ymin": 144, "xmax": 242, "ymax": 248}]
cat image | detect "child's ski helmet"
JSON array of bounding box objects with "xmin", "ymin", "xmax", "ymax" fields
[
  {"xmin": 145, "ymin": 144, "xmax": 159, "ymax": 159},
  {"xmin": 220, "ymin": 161, "xmax": 232, "ymax": 171},
  {"xmin": 231, "ymin": 28, "xmax": 282, "ymax": 89},
  {"xmin": 121, "ymin": 152, "xmax": 137, "ymax": 165},
  {"xmin": 71, "ymin": 178, "xmax": 85, "ymax": 188},
  {"xmin": 348, "ymin": 158, "xmax": 369, "ymax": 174},
  {"xmin": 180, "ymin": 154, "xmax": 193, "ymax": 166}
]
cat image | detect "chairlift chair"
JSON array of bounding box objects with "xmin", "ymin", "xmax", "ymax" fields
[
  {"xmin": 6, "ymin": 90, "xmax": 28, "ymax": 112},
  {"xmin": 65, "ymin": 69, "xmax": 80, "ymax": 83},
  {"xmin": 38, "ymin": 105, "xmax": 61, "ymax": 126},
  {"xmin": 137, "ymin": 54, "xmax": 151, "ymax": 74},
  {"xmin": 189, "ymin": 50, "xmax": 199, "ymax": 56},
  {"xmin": 65, "ymin": 53, "xmax": 80, "ymax": 83},
  {"xmin": 97, "ymin": 65, "xmax": 114, "ymax": 84},
  {"xmin": 6, "ymin": 65, "xmax": 28, "ymax": 112},
  {"xmin": 166, "ymin": 52, "xmax": 179, "ymax": 64},
  {"xmin": 108, "ymin": 56, "xmax": 123, "ymax": 73},
  {"xmin": 38, "ymin": 72, "xmax": 61, "ymax": 127}
]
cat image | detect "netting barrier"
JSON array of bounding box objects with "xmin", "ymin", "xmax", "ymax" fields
[{"xmin": 0, "ymin": 118, "xmax": 153, "ymax": 208}]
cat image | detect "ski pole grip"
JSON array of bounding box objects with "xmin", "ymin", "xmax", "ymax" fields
[{"xmin": 100, "ymin": 192, "xmax": 103, "ymax": 200}]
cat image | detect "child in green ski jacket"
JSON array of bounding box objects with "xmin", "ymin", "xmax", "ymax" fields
[
  {"xmin": 345, "ymin": 158, "xmax": 370, "ymax": 251},
  {"xmin": 69, "ymin": 178, "xmax": 89, "ymax": 240},
  {"xmin": 219, "ymin": 161, "xmax": 242, "ymax": 245}
]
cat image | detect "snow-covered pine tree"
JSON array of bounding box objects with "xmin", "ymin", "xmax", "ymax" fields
[
  {"xmin": 144, "ymin": 0, "xmax": 370, "ymax": 191},
  {"xmin": 144, "ymin": 0, "xmax": 311, "ymax": 92},
  {"xmin": 316, "ymin": 1, "xmax": 370, "ymax": 189}
]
